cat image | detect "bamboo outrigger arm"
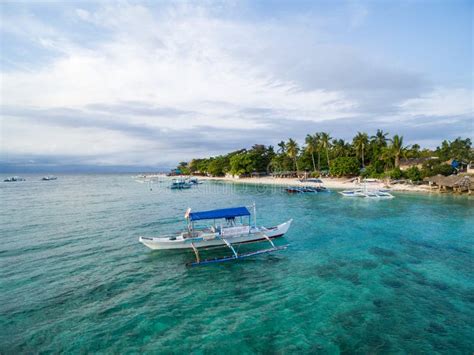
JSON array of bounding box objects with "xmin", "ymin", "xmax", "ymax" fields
[
  {"xmin": 222, "ymin": 238, "xmax": 239, "ymax": 258},
  {"xmin": 191, "ymin": 242, "xmax": 200, "ymax": 263},
  {"xmin": 261, "ymin": 233, "xmax": 276, "ymax": 248}
]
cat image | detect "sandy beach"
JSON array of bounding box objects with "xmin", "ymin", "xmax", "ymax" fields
[{"xmin": 197, "ymin": 175, "xmax": 432, "ymax": 193}]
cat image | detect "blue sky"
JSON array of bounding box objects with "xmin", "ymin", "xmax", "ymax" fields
[{"xmin": 0, "ymin": 0, "xmax": 472, "ymax": 169}]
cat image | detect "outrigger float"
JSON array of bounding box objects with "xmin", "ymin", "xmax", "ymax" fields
[{"xmin": 139, "ymin": 204, "xmax": 292, "ymax": 266}]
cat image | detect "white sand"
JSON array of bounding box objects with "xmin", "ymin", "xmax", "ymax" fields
[{"xmin": 197, "ymin": 176, "xmax": 432, "ymax": 193}]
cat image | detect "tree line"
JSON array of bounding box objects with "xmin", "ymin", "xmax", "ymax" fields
[{"xmin": 176, "ymin": 132, "xmax": 472, "ymax": 181}]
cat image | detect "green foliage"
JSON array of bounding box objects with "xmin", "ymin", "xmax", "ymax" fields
[
  {"xmin": 175, "ymin": 161, "xmax": 190, "ymax": 175},
  {"xmin": 405, "ymin": 166, "xmax": 422, "ymax": 182},
  {"xmin": 361, "ymin": 164, "xmax": 384, "ymax": 179},
  {"xmin": 390, "ymin": 134, "xmax": 407, "ymax": 168},
  {"xmin": 229, "ymin": 152, "xmax": 253, "ymax": 175},
  {"xmin": 436, "ymin": 137, "xmax": 472, "ymax": 162},
  {"xmin": 432, "ymin": 164, "xmax": 454, "ymax": 176},
  {"xmin": 352, "ymin": 131, "xmax": 369, "ymax": 168},
  {"xmin": 388, "ymin": 167, "xmax": 404, "ymax": 179},
  {"xmin": 227, "ymin": 145, "xmax": 275, "ymax": 176},
  {"xmin": 207, "ymin": 156, "xmax": 229, "ymax": 176},
  {"xmin": 421, "ymin": 159, "xmax": 454, "ymax": 177},
  {"xmin": 330, "ymin": 157, "xmax": 360, "ymax": 177},
  {"xmin": 183, "ymin": 133, "xmax": 472, "ymax": 180},
  {"xmin": 286, "ymin": 138, "xmax": 299, "ymax": 171}
]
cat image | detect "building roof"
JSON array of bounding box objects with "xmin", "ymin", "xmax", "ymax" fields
[
  {"xmin": 400, "ymin": 157, "xmax": 437, "ymax": 166},
  {"xmin": 423, "ymin": 174, "xmax": 471, "ymax": 188}
]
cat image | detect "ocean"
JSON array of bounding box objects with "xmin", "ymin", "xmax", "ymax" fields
[{"xmin": 1, "ymin": 174, "xmax": 473, "ymax": 353}]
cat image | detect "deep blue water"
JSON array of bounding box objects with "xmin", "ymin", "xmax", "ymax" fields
[{"xmin": 1, "ymin": 174, "xmax": 473, "ymax": 353}]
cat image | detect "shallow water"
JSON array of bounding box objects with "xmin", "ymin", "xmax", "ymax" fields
[{"xmin": 1, "ymin": 175, "xmax": 473, "ymax": 353}]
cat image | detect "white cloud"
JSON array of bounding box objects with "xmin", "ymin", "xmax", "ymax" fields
[
  {"xmin": 0, "ymin": 2, "xmax": 472, "ymax": 167},
  {"xmin": 398, "ymin": 88, "xmax": 474, "ymax": 117},
  {"xmin": 1, "ymin": 118, "xmax": 153, "ymax": 160}
]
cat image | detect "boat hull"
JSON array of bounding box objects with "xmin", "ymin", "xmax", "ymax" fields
[{"xmin": 139, "ymin": 220, "xmax": 292, "ymax": 250}]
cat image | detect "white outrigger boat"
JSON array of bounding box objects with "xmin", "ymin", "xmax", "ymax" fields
[
  {"xmin": 139, "ymin": 205, "xmax": 292, "ymax": 266},
  {"xmin": 339, "ymin": 188, "xmax": 394, "ymax": 199}
]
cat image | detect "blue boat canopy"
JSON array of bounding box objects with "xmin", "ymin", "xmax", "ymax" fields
[{"xmin": 188, "ymin": 206, "xmax": 250, "ymax": 221}]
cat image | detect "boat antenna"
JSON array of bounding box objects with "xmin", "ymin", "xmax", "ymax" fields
[
  {"xmin": 185, "ymin": 208, "xmax": 192, "ymax": 233},
  {"xmin": 253, "ymin": 202, "xmax": 257, "ymax": 228}
]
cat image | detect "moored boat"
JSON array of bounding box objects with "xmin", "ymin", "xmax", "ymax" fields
[
  {"xmin": 4, "ymin": 176, "xmax": 26, "ymax": 182},
  {"xmin": 339, "ymin": 188, "xmax": 394, "ymax": 199},
  {"xmin": 170, "ymin": 178, "xmax": 192, "ymax": 189},
  {"xmin": 139, "ymin": 205, "xmax": 292, "ymax": 265},
  {"xmin": 42, "ymin": 176, "xmax": 57, "ymax": 181}
]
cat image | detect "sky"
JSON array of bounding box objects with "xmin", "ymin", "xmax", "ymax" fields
[{"xmin": 0, "ymin": 0, "xmax": 473, "ymax": 171}]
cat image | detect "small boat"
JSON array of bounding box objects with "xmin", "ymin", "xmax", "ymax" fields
[
  {"xmin": 297, "ymin": 178, "xmax": 330, "ymax": 192},
  {"xmin": 286, "ymin": 185, "xmax": 327, "ymax": 194},
  {"xmin": 188, "ymin": 177, "xmax": 201, "ymax": 184},
  {"xmin": 170, "ymin": 179, "xmax": 192, "ymax": 189},
  {"xmin": 339, "ymin": 189, "xmax": 367, "ymax": 197},
  {"xmin": 3, "ymin": 176, "xmax": 26, "ymax": 182},
  {"xmin": 139, "ymin": 204, "xmax": 292, "ymax": 266},
  {"xmin": 286, "ymin": 186, "xmax": 302, "ymax": 193},
  {"xmin": 339, "ymin": 188, "xmax": 394, "ymax": 199},
  {"xmin": 374, "ymin": 190, "xmax": 395, "ymax": 199},
  {"xmin": 42, "ymin": 176, "xmax": 57, "ymax": 181}
]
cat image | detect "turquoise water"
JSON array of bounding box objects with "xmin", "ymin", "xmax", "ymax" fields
[{"xmin": 1, "ymin": 175, "xmax": 473, "ymax": 353}]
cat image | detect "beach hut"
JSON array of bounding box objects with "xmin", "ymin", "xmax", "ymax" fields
[{"xmin": 424, "ymin": 174, "xmax": 471, "ymax": 194}]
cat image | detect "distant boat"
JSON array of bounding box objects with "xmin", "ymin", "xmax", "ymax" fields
[
  {"xmin": 188, "ymin": 177, "xmax": 201, "ymax": 184},
  {"xmin": 42, "ymin": 176, "xmax": 57, "ymax": 181},
  {"xmin": 339, "ymin": 188, "xmax": 394, "ymax": 199},
  {"xmin": 286, "ymin": 181, "xmax": 329, "ymax": 194},
  {"xmin": 170, "ymin": 179, "xmax": 192, "ymax": 189},
  {"xmin": 286, "ymin": 186, "xmax": 322, "ymax": 193},
  {"xmin": 4, "ymin": 176, "xmax": 26, "ymax": 182},
  {"xmin": 139, "ymin": 204, "xmax": 292, "ymax": 266}
]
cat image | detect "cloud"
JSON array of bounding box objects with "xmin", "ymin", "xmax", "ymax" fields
[
  {"xmin": 398, "ymin": 88, "xmax": 473, "ymax": 117},
  {"xmin": 0, "ymin": 1, "xmax": 472, "ymax": 169}
]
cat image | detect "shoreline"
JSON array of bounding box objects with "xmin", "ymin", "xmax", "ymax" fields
[{"xmin": 197, "ymin": 176, "xmax": 433, "ymax": 193}]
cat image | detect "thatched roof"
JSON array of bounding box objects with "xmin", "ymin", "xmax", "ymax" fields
[
  {"xmin": 424, "ymin": 174, "xmax": 471, "ymax": 188},
  {"xmin": 400, "ymin": 157, "xmax": 437, "ymax": 167}
]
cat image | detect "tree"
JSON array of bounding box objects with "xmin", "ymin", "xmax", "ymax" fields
[
  {"xmin": 331, "ymin": 139, "xmax": 350, "ymax": 158},
  {"xmin": 207, "ymin": 156, "xmax": 229, "ymax": 176},
  {"xmin": 371, "ymin": 129, "xmax": 389, "ymax": 147},
  {"xmin": 315, "ymin": 133, "xmax": 322, "ymax": 171},
  {"xmin": 353, "ymin": 132, "xmax": 369, "ymax": 167},
  {"xmin": 330, "ymin": 157, "xmax": 360, "ymax": 177},
  {"xmin": 390, "ymin": 134, "xmax": 407, "ymax": 168},
  {"xmin": 305, "ymin": 134, "xmax": 318, "ymax": 172},
  {"xmin": 407, "ymin": 144, "xmax": 421, "ymax": 159},
  {"xmin": 436, "ymin": 137, "xmax": 472, "ymax": 162},
  {"xmin": 319, "ymin": 132, "xmax": 332, "ymax": 169},
  {"xmin": 176, "ymin": 161, "xmax": 190, "ymax": 175},
  {"xmin": 405, "ymin": 166, "xmax": 422, "ymax": 182},
  {"xmin": 277, "ymin": 141, "xmax": 286, "ymax": 154},
  {"xmin": 229, "ymin": 152, "xmax": 252, "ymax": 176},
  {"xmin": 286, "ymin": 139, "xmax": 299, "ymax": 172}
]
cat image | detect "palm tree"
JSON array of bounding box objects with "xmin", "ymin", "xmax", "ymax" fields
[
  {"xmin": 315, "ymin": 133, "xmax": 322, "ymax": 171},
  {"xmin": 286, "ymin": 139, "xmax": 299, "ymax": 172},
  {"xmin": 332, "ymin": 139, "xmax": 349, "ymax": 157},
  {"xmin": 390, "ymin": 134, "xmax": 406, "ymax": 168},
  {"xmin": 353, "ymin": 132, "xmax": 369, "ymax": 167},
  {"xmin": 371, "ymin": 129, "xmax": 389, "ymax": 147},
  {"xmin": 305, "ymin": 134, "xmax": 318, "ymax": 172},
  {"xmin": 319, "ymin": 132, "xmax": 332, "ymax": 168},
  {"xmin": 277, "ymin": 141, "xmax": 286, "ymax": 154}
]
